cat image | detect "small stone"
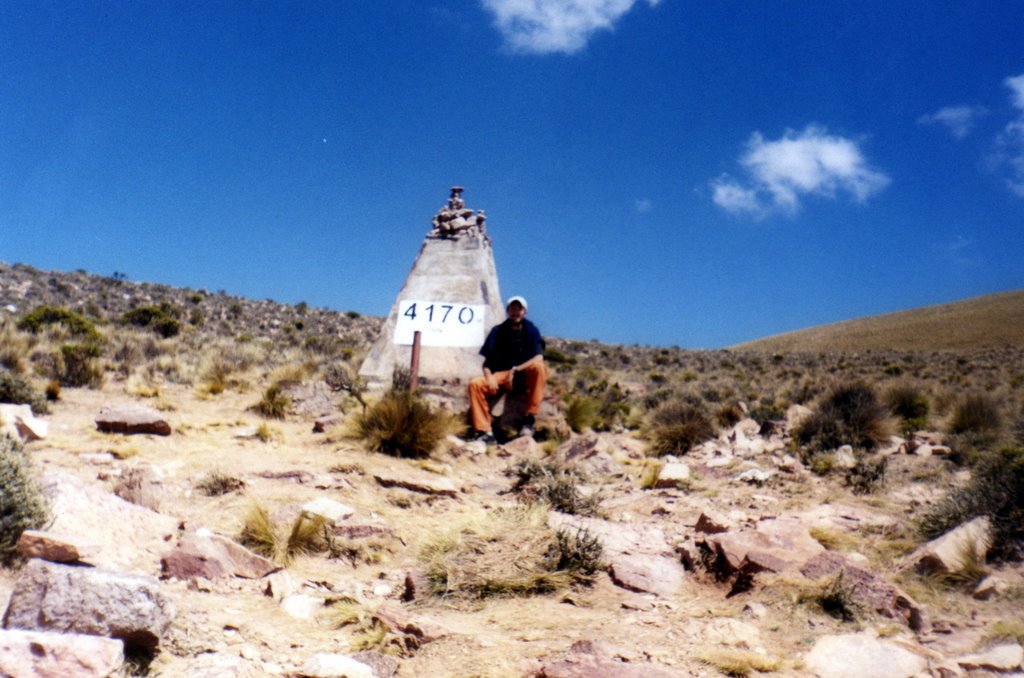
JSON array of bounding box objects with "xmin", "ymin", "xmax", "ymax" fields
[
  {"xmin": 295, "ymin": 653, "xmax": 374, "ymax": 678},
  {"xmin": 301, "ymin": 497, "xmax": 355, "ymax": 524},
  {"xmin": 955, "ymin": 643, "xmax": 1024, "ymax": 671},
  {"xmin": 280, "ymin": 593, "xmax": 322, "ymax": 620},
  {"xmin": 95, "ymin": 404, "xmax": 171, "ymax": 436},
  {"xmin": 972, "ymin": 574, "xmax": 1008, "ymax": 600},
  {"xmin": 653, "ymin": 462, "xmax": 690, "ymax": 488}
]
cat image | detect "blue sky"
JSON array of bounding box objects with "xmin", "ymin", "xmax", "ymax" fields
[{"xmin": 1, "ymin": 1, "xmax": 1023, "ymax": 348}]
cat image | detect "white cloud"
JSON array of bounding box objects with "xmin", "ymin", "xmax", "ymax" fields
[
  {"xmin": 481, "ymin": 0, "xmax": 660, "ymax": 54},
  {"xmin": 917, "ymin": 105, "xmax": 987, "ymax": 139},
  {"xmin": 711, "ymin": 125, "xmax": 890, "ymax": 218},
  {"xmin": 1005, "ymin": 74, "xmax": 1024, "ymax": 110},
  {"xmin": 998, "ymin": 73, "xmax": 1024, "ymax": 196},
  {"xmin": 634, "ymin": 197, "xmax": 652, "ymax": 213}
]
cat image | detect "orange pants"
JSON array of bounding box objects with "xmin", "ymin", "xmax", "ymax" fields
[{"xmin": 468, "ymin": 361, "xmax": 548, "ymax": 433}]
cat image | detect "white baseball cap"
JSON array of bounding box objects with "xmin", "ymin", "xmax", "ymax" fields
[{"xmin": 506, "ymin": 295, "xmax": 528, "ymax": 310}]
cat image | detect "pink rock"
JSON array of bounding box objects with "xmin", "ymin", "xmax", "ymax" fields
[
  {"xmin": 16, "ymin": 530, "xmax": 100, "ymax": 564},
  {"xmin": 0, "ymin": 629, "xmax": 124, "ymax": 678},
  {"xmin": 161, "ymin": 531, "xmax": 281, "ymax": 580},
  {"xmin": 96, "ymin": 405, "xmax": 171, "ymax": 436},
  {"xmin": 607, "ymin": 554, "xmax": 684, "ymax": 597}
]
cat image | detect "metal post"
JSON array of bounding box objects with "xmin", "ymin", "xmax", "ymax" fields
[{"xmin": 409, "ymin": 331, "xmax": 421, "ymax": 389}]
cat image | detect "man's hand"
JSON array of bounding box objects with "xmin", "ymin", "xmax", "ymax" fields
[
  {"xmin": 483, "ymin": 368, "xmax": 498, "ymax": 391},
  {"xmin": 503, "ymin": 367, "xmax": 516, "ymax": 388}
]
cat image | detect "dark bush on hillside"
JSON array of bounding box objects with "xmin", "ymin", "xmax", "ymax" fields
[
  {"xmin": 918, "ymin": 446, "xmax": 1024, "ymax": 560},
  {"xmin": 646, "ymin": 397, "xmax": 715, "ymax": 456},
  {"xmin": 17, "ymin": 305, "xmax": 98, "ymax": 339},
  {"xmin": 0, "ymin": 368, "xmax": 48, "ymax": 415},
  {"xmin": 544, "ymin": 347, "xmax": 576, "ymax": 366},
  {"xmin": 884, "ymin": 382, "xmax": 930, "ymax": 433},
  {"xmin": 355, "ymin": 390, "xmax": 448, "ymax": 458},
  {"xmin": 947, "ymin": 392, "xmax": 1002, "ymax": 436},
  {"xmin": 0, "ymin": 436, "xmax": 50, "ymax": 565},
  {"xmin": 120, "ymin": 304, "xmax": 181, "ymax": 338},
  {"xmin": 795, "ymin": 381, "xmax": 890, "ymax": 455}
]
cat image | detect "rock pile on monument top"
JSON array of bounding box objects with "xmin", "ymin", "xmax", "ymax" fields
[{"xmin": 429, "ymin": 186, "xmax": 487, "ymax": 239}]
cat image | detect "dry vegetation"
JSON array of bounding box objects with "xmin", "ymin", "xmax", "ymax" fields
[{"xmin": 2, "ymin": 263, "xmax": 1024, "ymax": 676}]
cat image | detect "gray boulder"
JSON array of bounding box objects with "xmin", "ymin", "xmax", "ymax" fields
[{"xmin": 3, "ymin": 559, "xmax": 173, "ymax": 653}]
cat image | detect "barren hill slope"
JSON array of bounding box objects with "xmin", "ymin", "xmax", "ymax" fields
[{"xmin": 731, "ymin": 290, "xmax": 1024, "ymax": 353}]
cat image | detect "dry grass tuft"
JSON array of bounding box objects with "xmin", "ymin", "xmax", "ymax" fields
[
  {"xmin": 419, "ymin": 506, "xmax": 587, "ymax": 599},
  {"xmin": 238, "ymin": 503, "xmax": 327, "ymax": 565},
  {"xmin": 354, "ymin": 390, "xmax": 452, "ymax": 458},
  {"xmin": 696, "ymin": 648, "xmax": 782, "ymax": 676}
]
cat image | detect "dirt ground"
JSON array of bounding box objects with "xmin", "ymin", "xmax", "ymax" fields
[{"xmin": 8, "ymin": 379, "xmax": 1024, "ymax": 677}]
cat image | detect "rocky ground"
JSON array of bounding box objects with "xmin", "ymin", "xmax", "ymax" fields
[{"xmin": 2, "ymin": 376, "xmax": 1023, "ymax": 678}]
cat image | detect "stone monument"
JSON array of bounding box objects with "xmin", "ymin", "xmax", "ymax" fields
[{"xmin": 358, "ymin": 187, "xmax": 505, "ymax": 385}]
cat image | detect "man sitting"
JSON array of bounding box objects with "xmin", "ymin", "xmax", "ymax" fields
[{"xmin": 468, "ymin": 296, "xmax": 547, "ymax": 443}]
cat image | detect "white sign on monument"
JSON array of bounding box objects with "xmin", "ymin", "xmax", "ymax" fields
[{"xmin": 393, "ymin": 300, "xmax": 487, "ymax": 347}]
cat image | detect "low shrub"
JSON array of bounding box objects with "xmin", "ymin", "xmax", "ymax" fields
[
  {"xmin": 0, "ymin": 368, "xmax": 48, "ymax": 414},
  {"xmin": 17, "ymin": 305, "xmax": 99, "ymax": 339},
  {"xmin": 947, "ymin": 392, "xmax": 1002, "ymax": 437},
  {"xmin": 795, "ymin": 381, "xmax": 890, "ymax": 455},
  {"xmin": 354, "ymin": 390, "xmax": 448, "ymax": 458},
  {"xmin": 884, "ymin": 381, "xmax": 930, "ymax": 433},
  {"xmin": 917, "ymin": 446, "xmax": 1024, "ymax": 560},
  {"xmin": 196, "ymin": 471, "xmax": 245, "ymax": 496},
  {"xmin": 508, "ymin": 459, "xmax": 602, "ymax": 516},
  {"xmin": 0, "ymin": 436, "xmax": 50, "ymax": 565},
  {"xmin": 843, "ymin": 450, "xmax": 888, "ymax": 494},
  {"xmin": 646, "ymin": 397, "xmax": 715, "ymax": 456},
  {"xmin": 59, "ymin": 343, "xmax": 104, "ymax": 388},
  {"xmin": 253, "ymin": 385, "xmax": 290, "ymax": 419},
  {"xmin": 418, "ymin": 506, "xmax": 598, "ymax": 599}
]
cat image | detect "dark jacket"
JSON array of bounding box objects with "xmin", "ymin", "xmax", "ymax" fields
[{"xmin": 479, "ymin": 318, "xmax": 544, "ymax": 372}]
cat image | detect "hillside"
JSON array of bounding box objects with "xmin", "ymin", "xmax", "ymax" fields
[
  {"xmin": 731, "ymin": 290, "xmax": 1024, "ymax": 353},
  {"xmin": 1, "ymin": 262, "xmax": 1023, "ymax": 676}
]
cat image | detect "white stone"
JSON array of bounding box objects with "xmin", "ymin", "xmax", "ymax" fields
[
  {"xmin": 301, "ymin": 497, "xmax": 355, "ymax": 524},
  {"xmin": 653, "ymin": 462, "xmax": 690, "ymax": 488},
  {"xmin": 804, "ymin": 633, "xmax": 928, "ymax": 678},
  {"xmin": 907, "ymin": 516, "xmax": 991, "ymax": 574},
  {"xmin": 280, "ymin": 593, "xmax": 322, "ymax": 620},
  {"xmin": 296, "ymin": 653, "xmax": 374, "ymax": 678}
]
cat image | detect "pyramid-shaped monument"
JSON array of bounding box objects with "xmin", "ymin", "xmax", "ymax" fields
[{"xmin": 359, "ymin": 187, "xmax": 505, "ymax": 384}]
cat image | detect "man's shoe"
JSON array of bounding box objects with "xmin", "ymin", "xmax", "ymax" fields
[
  {"xmin": 518, "ymin": 415, "xmax": 535, "ymax": 439},
  {"xmin": 475, "ymin": 431, "xmax": 496, "ymax": 445}
]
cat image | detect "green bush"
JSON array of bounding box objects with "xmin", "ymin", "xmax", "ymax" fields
[
  {"xmin": 355, "ymin": 390, "xmax": 448, "ymax": 458},
  {"xmin": 0, "ymin": 368, "xmax": 48, "ymax": 415},
  {"xmin": 565, "ymin": 396, "xmax": 597, "ymax": 433},
  {"xmin": 0, "ymin": 436, "xmax": 50, "ymax": 565},
  {"xmin": 59, "ymin": 343, "xmax": 103, "ymax": 388},
  {"xmin": 646, "ymin": 397, "xmax": 715, "ymax": 456},
  {"xmin": 884, "ymin": 381, "xmax": 930, "ymax": 433},
  {"xmin": 17, "ymin": 305, "xmax": 98, "ymax": 339},
  {"xmin": 120, "ymin": 305, "xmax": 181, "ymax": 338},
  {"xmin": 795, "ymin": 381, "xmax": 890, "ymax": 455},
  {"xmin": 918, "ymin": 446, "xmax": 1024, "ymax": 560}
]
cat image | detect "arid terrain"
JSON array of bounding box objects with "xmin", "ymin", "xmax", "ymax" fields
[{"xmin": 1, "ymin": 263, "xmax": 1023, "ymax": 678}]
